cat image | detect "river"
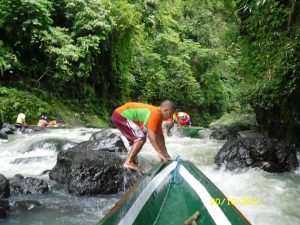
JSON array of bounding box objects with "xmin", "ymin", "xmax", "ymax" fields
[{"xmin": 0, "ymin": 128, "xmax": 299, "ymax": 225}]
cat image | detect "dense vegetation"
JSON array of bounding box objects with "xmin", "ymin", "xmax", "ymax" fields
[
  {"xmin": 0, "ymin": 0, "xmax": 299, "ymax": 132},
  {"xmin": 237, "ymin": 0, "xmax": 299, "ymax": 109}
]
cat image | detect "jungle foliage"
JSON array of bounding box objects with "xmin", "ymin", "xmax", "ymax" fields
[
  {"xmin": 0, "ymin": 0, "xmax": 298, "ymax": 126},
  {"xmin": 236, "ymin": 0, "xmax": 299, "ymax": 109}
]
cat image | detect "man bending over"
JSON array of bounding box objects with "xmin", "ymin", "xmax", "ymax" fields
[{"xmin": 111, "ymin": 100, "xmax": 176, "ymax": 172}]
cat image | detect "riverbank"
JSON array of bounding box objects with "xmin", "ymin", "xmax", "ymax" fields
[{"xmin": 0, "ymin": 87, "xmax": 109, "ymax": 128}]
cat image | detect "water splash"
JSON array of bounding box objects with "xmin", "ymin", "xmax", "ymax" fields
[{"xmin": 1, "ymin": 128, "xmax": 300, "ymax": 225}]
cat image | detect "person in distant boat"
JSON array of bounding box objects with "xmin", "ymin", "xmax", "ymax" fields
[
  {"xmin": 48, "ymin": 116, "xmax": 63, "ymax": 127},
  {"xmin": 16, "ymin": 111, "xmax": 26, "ymax": 131},
  {"xmin": 162, "ymin": 117, "xmax": 174, "ymax": 136},
  {"xmin": 111, "ymin": 100, "xmax": 176, "ymax": 172},
  {"xmin": 38, "ymin": 115, "xmax": 48, "ymax": 127},
  {"xmin": 177, "ymin": 112, "xmax": 192, "ymax": 127},
  {"xmin": 162, "ymin": 112, "xmax": 179, "ymax": 136}
]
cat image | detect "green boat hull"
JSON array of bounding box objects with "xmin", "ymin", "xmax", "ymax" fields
[
  {"xmin": 98, "ymin": 161, "xmax": 251, "ymax": 225},
  {"xmin": 177, "ymin": 127, "xmax": 202, "ymax": 138}
]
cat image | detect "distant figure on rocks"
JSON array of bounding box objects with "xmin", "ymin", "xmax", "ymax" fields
[
  {"xmin": 38, "ymin": 115, "xmax": 48, "ymax": 127},
  {"xmin": 111, "ymin": 101, "xmax": 176, "ymax": 172},
  {"xmin": 16, "ymin": 110, "xmax": 26, "ymax": 131}
]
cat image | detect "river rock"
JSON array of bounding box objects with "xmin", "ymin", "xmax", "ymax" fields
[
  {"xmin": 210, "ymin": 128, "xmax": 241, "ymax": 140},
  {"xmin": 88, "ymin": 129, "xmax": 127, "ymax": 152},
  {"xmin": 89, "ymin": 128, "xmax": 117, "ymax": 141},
  {"xmin": 9, "ymin": 174, "xmax": 49, "ymax": 195},
  {"xmin": 215, "ymin": 138, "xmax": 299, "ymax": 172},
  {"xmin": 13, "ymin": 200, "xmax": 41, "ymax": 211},
  {"xmin": 0, "ymin": 199, "xmax": 9, "ymax": 218},
  {"xmin": 27, "ymin": 138, "xmax": 75, "ymax": 153},
  {"xmin": 87, "ymin": 129, "xmax": 127, "ymax": 152},
  {"xmin": 0, "ymin": 131, "xmax": 8, "ymax": 140},
  {"xmin": 0, "ymin": 174, "xmax": 10, "ymax": 198},
  {"xmin": 49, "ymin": 147, "xmax": 124, "ymax": 195},
  {"xmin": 2, "ymin": 123, "xmax": 16, "ymax": 132},
  {"xmin": 1, "ymin": 127, "xmax": 14, "ymax": 135},
  {"xmin": 49, "ymin": 132, "xmax": 130, "ymax": 195},
  {"xmin": 22, "ymin": 126, "xmax": 46, "ymax": 134}
]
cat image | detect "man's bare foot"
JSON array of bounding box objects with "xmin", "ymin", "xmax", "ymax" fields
[{"xmin": 124, "ymin": 161, "xmax": 141, "ymax": 172}]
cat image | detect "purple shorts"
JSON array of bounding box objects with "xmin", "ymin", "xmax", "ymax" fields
[{"xmin": 111, "ymin": 111, "xmax": 146, "ymax": 146}]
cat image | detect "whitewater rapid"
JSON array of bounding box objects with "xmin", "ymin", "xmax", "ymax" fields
[{"xmin": 0, "ymin": 128, "xmax": 299, "ymax": 225}]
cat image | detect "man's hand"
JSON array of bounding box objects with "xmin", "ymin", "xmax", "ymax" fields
[{"xmin": 148, "ymin": 130, "xmax": 170, "ymax": 161}]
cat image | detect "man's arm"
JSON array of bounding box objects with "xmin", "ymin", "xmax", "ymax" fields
[
  {"xmin": 148, "ymin": 130, "xmax": 169, "ymax": 161},
  {"xmin": 157, "ymin": 134, "xmax": 170, "ymax": 158}
]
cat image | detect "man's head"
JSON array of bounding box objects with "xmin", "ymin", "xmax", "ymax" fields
[{"xmin": 160, "ymin": 100, "xmax": 176, "ymax": 120}]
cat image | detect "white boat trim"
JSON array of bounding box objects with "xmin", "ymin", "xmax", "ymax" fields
[
  {"xmin": 118, "ymin": 161, "xmax": 232, "ymax": 225},
  {"xmin": 118, "ymin": 161, "xmax": 177, "ymax": 225},
  {"xmin": 180, "ymin": 165, "xmax": 231, "ymax": 225}
]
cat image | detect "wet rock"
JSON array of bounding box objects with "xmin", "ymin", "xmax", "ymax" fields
[
  {"xmin": 27, "ymin": 138, "xmax": 75, "ymax": 152},
  {"xmin": 22, "ymin": 126, "xmax": 47, "ymax": 134},
  {"xmin": 0, "ymin": 174, "xmax": 10, "ymax": 198},
  {"xmin": 210, "ymin": 128, "xmax": 241, "ymax": 140},
  {"xmin": 89, "ymin": 128, "xmax": 117, "ymax": 141},
  {"xmin": 89, "ymin": 129, "xmax": 127, "ymax": 152},
  {"xmin": 0, "ymin": 131, "xmax": 8, "ymax": 140},
  {"xmin": 252, "ymin": 161, "xmax": 286, "ymax": 173},
  {"xmin": 215, "ymin": 138, "xmax": 299, "ymax": 172},
  {"xmin": 1, "ymin": 127, "xmax": 14, "ymax": 135},
  {"xmin": 13, "ymin": 200, "xmax": 41, "ymax": 211},
  {"xmin": 40, "ymin": 170, "xmax": 51, "ymax": 175},
  {"xmin": 9, "ymin": 174, "xmax": 49, "ymax": 195},
  {"xmin": 0, "ymin": 199, "xmax": 9, "ymax": 218},
  {"xmin": 10, "ymin": 156, "xmax": 50, "ymax": 164},
  {"xmin": 2, "ymin": 123, "xmax": 17, "ymax": 132},
  {"xmin": 49, "ymin": 147, "xmax": 125, "ymax": 195},
  {"xmin": 49, "ymin": 133, "xmax": 132, "ymax": 195}
]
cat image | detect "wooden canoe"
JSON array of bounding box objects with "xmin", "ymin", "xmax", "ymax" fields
[{"xmin": 98, "ymin": 159, "xmax": 251, "ymax": 225}]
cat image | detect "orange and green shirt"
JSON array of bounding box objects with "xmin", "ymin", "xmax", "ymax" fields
[{"xmin": 115, "ymin": 102, "xmax": 163, "ymax": 135}]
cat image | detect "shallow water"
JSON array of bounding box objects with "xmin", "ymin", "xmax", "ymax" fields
[{"xmin": 0, "ymin": 128, "xmax": 299, "ymax": 225}]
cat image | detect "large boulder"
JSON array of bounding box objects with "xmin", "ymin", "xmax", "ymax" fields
[
  {"xmin": 9, "ymin": 174, "xmax": 49, "ymax": 195},
  {"xmin": 0, "ymin": 199, "xmax": 9, "ymax": 218},
  {"xmin": 0, "ymin": 174, "xmax": 10, "ymax": 198},
  {"xmin": 215, "ymin": 138, "xmax": 299, "ymax": 172},
  {"xmin": 49, "ymin": 129, "xmax": 131, "ymax": 195},
  {"xmin": 210, "ymin": 128, "xmax": 241, "ymax": 140}
]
